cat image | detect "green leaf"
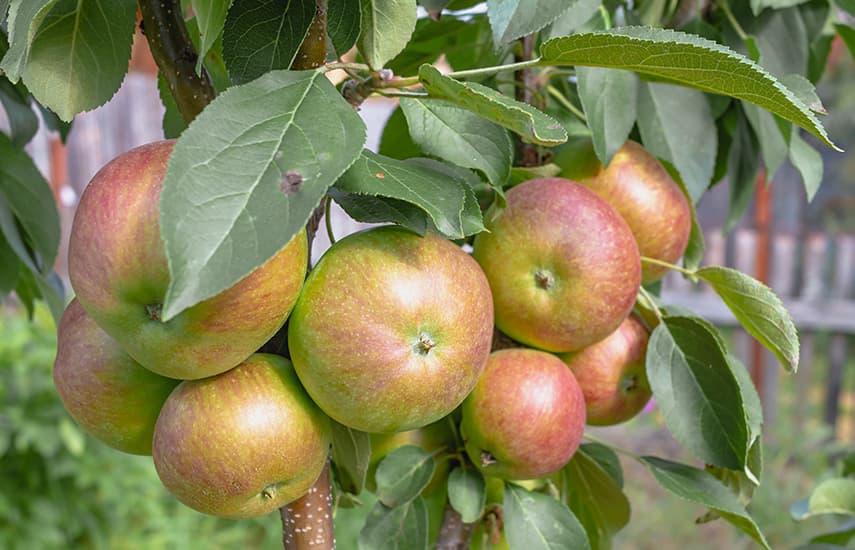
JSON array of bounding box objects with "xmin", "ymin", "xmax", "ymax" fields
[
  {"xmin": 0, "ymin": 0, "xmax": 58, "ymax": 82},
  {"xmin": 358, "ymin": 498, "xmax": 429, "ymax": 550},
  {"xmin": 331, "ymin": 192, "xmax": 428, "ymax": 235},
  {"xmin": 335, "ymin": 151, "xmax": 485, "ymax": 239},
  {"xmin": 809, "ymin": 520, "xmax": 855, "ymax": 545},
  {"xmin": 35, "ymin": 103, "xmax": 71, "ymax": 142},
  {"xmin": 0, "ymin": 132, "xmax": 60, "ymax": 273},
  {"xmin": 419, "ymin": 65, "xmax": 567, "ymax": 146},
  {"xmin": 357, "ymin": 0, "xmax": 417, "ymax": 70},
  {"xmin": 751, "ymin": 0, "xmax": 811, "ymax": 14},
  {"xmin": 646, "ymin": 316, "xmax": 749, "ymax": 470},
  {"xmin": 641, "ymin": 456, "xmax": 770, "ymax": 549},
  {"xmin": 331, "ymin": 421, "xmax": 372, "ymax": 496},
  {"xmin": 578, "ymin": 443, "xmax": 623, "ymax": 488},
  {"xmin": 0, "ymin": 0, "xmax": 9, "ymax": 26},
  {"xmin": 562, "ymin": 445, "xmax": 631, "ymax": 550},
  {"xmin": 0, "ymin": 78, "xmax": 37, "ymax": 147},
  {"xmin": 504, "ymin": 483, "xmax": 591, "ymax": 550},
  {"xmin": 837, "ymin": 24, "xmax": 855, "ymax": 60},
  {"xmin": 792, "ymin": 479, "xmax": 855, "ymax": 519},
  {"xmin": 637, "ymin": 81, "xmax": 716, "ymax": 204},
  {"xmin": 328, "ymin": 0, "xmax": 361, "ymax": 56},
  {"xmin": 447, "ymin": 468, "xmax": 486, "ymax": 523},
  {"xmin": 486, "ymin": 0, "xmax": 572, "ymax": 46},
  {"xmin": 840, "ymin": 0, "xmax": 855, "ymax": 15},
  {"xmin": 543, "ymin": 0, "xmax": 603, "ymax": 40},
  {"xmin": 160, "ymin": 69, "xmax": 366, "ymax": 320},
  {"xmin": 0, "ymin": 233, "xmax": 19, "ymax": 292},
  {"xmin": 378, "ymin": 106, "xmax": 423, "ymax": 160},
  {"xmin": 781, "ymin": 73, "xmax": 826, "ymax": 115},
  {"xmin": 443, "ymin": 14, "xmax": 501, "ymax": 73},
  {"xmin": 22, "ymin": 0, "xmax": 137, "ymax": 121},
  {"xmin": 157, "ymin": 73, "xmax": 185, "ymax": 139},
  {"xmin": 400, "ymin": 97, "xmax": 512, "ymax": 187},
  {"xmin": 538, "ymin": 27, "xmax": 839, "ymax": 150},
  {"xmin": 669, "ymin": 172, "xmax": 705, "ymax": 272},
  {"xmin": 789, "ymin": 127, "xmax": 823, "ymax": 200},
  {"xmin": 742, "ymin": 102, "xmax": 788, "ymax": 179},
  {"xmin": 58, "ymin": 417, "xmax": 85, "ymax": 456},
  {"xmin": 576, "ymin": 67, "xmax": 638, "ymax": 165},
  {"xmin": 388, "ymin": 17, "xmax": 464, "ymax": 76},
  {"xmin": 222, "ymin": 0, "xmax": 315, "ymax": 85},
  {"xmin": 191, "ymin": 0, "xmax": 232, "ymax": 74},
  {"xmin": 696, "ymin": 266, "xmax": 799, "ymax": 372},
  {"xmin": 725, "ymin": 109, "xmax": 760, "ymax": 232},
  {"xmin": 374, "ymin": 445, "xmax": 436, "ymax": 508}
]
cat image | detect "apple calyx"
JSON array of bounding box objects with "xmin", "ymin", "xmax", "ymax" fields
[
  {"xmin": 481, "ymin": 450, "xmax": 498, "ymax": 467},
  {"xmin": 414, "ymin": 332, "xmax": 436, "ymax": 355},
  {"xmin": 534, "ymin": 269, "xmax": 554, "ymax": 290},
  {"xmin": 621, "ymin": 374, "xmax": 640, "ymax": 393},
  {"xmin": 145, "ymin": 303, "xmax": 163, "ymax": 322}
]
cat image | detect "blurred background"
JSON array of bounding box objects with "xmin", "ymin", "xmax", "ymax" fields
[{"xmin": 1, "ymin": 20, "xmax": 854, "ymax": 550}]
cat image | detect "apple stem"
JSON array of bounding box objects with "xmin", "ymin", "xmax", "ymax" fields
[
  {"xmin": 281, "ymin": 460, "xmax": 335, "ymax": 549},
  {"xmin": 436, "ymin": 502, "xmax": 476, "ymax": 550}
]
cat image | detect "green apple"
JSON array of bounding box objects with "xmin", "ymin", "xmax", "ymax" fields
[
  {"xmin": 561, "ymin": 314, "xmax": 652, "ymax": 426},
  {"xmin": 288, "ymin": 226, "xmax": 494, "ymax": 433},
  {"xmin": 152, "ymin": 354, "xmax": 331, "ymax": 519},
  {"xmin": 572, "ymin": 140, "xmax": 692, "ymax": 283},
  {"xmin": 68, "ymin": 141, "xmax": 307, "ymax": 380},
  {"xmin": 473, "ymin": 177, "xmax": 640, "ymax": 353},
  {"xmin": 53, "ymin": 299, "xmax": 179, "ymax": 455},
  {"xmin": 461, "ymin": 349, "xmax": 586, "ymax": 480}
]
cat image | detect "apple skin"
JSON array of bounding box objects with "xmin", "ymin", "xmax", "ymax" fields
[
  {"xmin": 574, "ymin": 140, "xmax": 692, "ymax": 283},
  {"xmin": 460, "ymin": 349, "xmax": 586, "ymax": 480},
  {"xmin": 560, "ymin": 314, "xmax": 652, "ymax": 426},
  {"xmin": 53, "ymin": 299, "xmax": 179, "ymax": 455},
  {"xmin": 152, "ymin": 354, "xmax": 331, "ymax": 519},
  {"xmin": 472, "ymin": 177, "xmax": 640, "ymax": 353},
  {"xmin": 68, "ymin": 141, "xmax": 308, "ymax": 380},
  {"xmin": 288, "ymin": 226, "xmax": 494, "ymax": 433}
]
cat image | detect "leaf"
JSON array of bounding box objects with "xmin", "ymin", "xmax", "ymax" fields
[
  {"xmin": 328, "ymin": 0, "xmax": 361, "ymax": 56},
  {"xmin": 335, "ymin": 151, "xmax": 484, "ymax": 239},
  {"xmin": 543, "ymin": 0, "xmax": 603, "ymax": 40},
  {"xmin": 486, "ymin": 0, "xmax": 572, "ymax": 46},
  {"xmin": 578, "ymin": 443, "xmax": 623, "ymax": 488},
  {"xmin": 358, "ymin": 498, "xmax": 429, "ymax": 550},
  {"xmin": 191, "ymin": 0, "xmax": 232, "ymax": 74},
  {"xmin": 374, "ymin": 445, "xmax": 436, "ymax": 507},
  {"xmin": 670, "ymin": 172, "xmax": 705, "ymax": 272},
  {"xmin": 809, "ymin": 520, "xmax": 855, "ymax": 545},
  {"xmin": 725, "ymin": 109, "xmax": 760, "ymax": 232},
  {"xmin": 636, "ymin": 81, "xmax": 716, "ymax": 204},
  {"xmin": 538, "ymin": 27, "xmax": 839, "ymax": 150},
  {"xmin": 159, "ymin": 69, "xmax": 366, "ymax": 320},
  {"xmin": 646, "ymin": 316, "xmax": 749, "ymax": 470},
  {"xmin": 504, "ymin": 483, "xmax": 591, "ymax": 550},
  {"xmin": 641, "ymin": 456, "xmax": 770, "ymax": 549},
  {"xmin": 22, "ymin": 0, "xmax": 137, "ymax": 121},
  {"xmin": 357, "ymin": 0, "xmax": 417, "ymax": 70},
  {"xmin": 330, "ymin": 191, "xmax": 429, "ymax": 235},
  {"xmin": 742, "ymin": 102, "xmax": 788, "ymax": 180},
  {"xmin": 378, "ymin": 106, "xmax": 423, "ymax": 160},
  {"xmin": 0, "ymin": 0, "xmax": 58, "ymax": 82},
  {"xmin": 35, "ymin": 103, "xmax": 71, "ymax": 142},
  {"xmin": 751, "ymin": 0, "xmax": 810, "ymax": 14},
  {"xmin": 447, "ymin": 468, "xmax": 486, "ymax": 523},
  {"xmin": 837, "ymin": 24, "xmax": 855, "ymax": 61},
  {"xmin": 158, "ymin": 73, "xmax": 185, "ymax": 139},
  {"xmin": 781, "ymin": 73, "xmax": 826, "ymax": 115},
  {"xmin": 0, "ymin": 233, "xmax": 19, "ymax": 292},
  {"xmin": 419, "ymin": 65, "xmax": 567, "ymax": 146},
  {"xmin": 0, "ymin": 0, "xmax": 9, "ymax": 26},
  {"xmin": 791, "ymin": 479, "xmax": 855, "ymax": 519},
  {"xmin": 0, "ymin": 77, "xmax": 37, "ymax": 147},
  {"xmin": 331, "ymin": 421, "xmax": 372, "ymax": 496},
  {"xmin": 562, "ymin": 445, "xmax": 631, "ymax": 550},
  {"xmin": 400, "ymin": 97, "xmax": 512, "ymax": 186},
  {"xmin": 576, "ymin": 67, "xmax": 638, "ymax": 166},
  {"xmin": 696, "ymin": 266, "xmax": 799, "ymax": 372},
  {"xmin": 222, "ymin": 0, "xmax": 316, "ymax": 85},
  {"xmin": 0, "ymin": 132, "xmax": 60, "ymax": 273},
  {"xmin": 388, "ymin": 17, "xmax": 464, "ymax": 76},
  {"xmin": 789, "ymin": 127, "xmax": 823, "ymax": 201}
]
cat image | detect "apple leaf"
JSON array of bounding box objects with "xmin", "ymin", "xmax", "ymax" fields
[
  {"xmin": 357, "ymin": 0, "xmax": 417, "ymax": 70},
  {"xmin": 447, "ymin": 468, "xmax": 486, "ymax": 524},
  {"xmin": 158, "ymin": 74, "xmax": 185, "ymax": 140},
  {"xmin": 0, "ymin": 0, "xmax": 58, "ymax": 82},
  {"xmin": 576, "ymin": 67, "xmax": 638, "ymax": 166},
  {"xmin": 562, "ymin": 445, "xmax": 631, "ymax": 550},
  {"xmin": 543, "ymin": 0, "xmax": 602, "ymax": 40},
  {"xmin": 378, "ymin": 106, "xmax": 423, "ymax": 160},
  {"xmin": 0, "ymin": 235, "xmax": 19, "ymax": 293},
  {"xmin": 641, "ymin": 456, "xmax": 770, "ymax": 549},
  {"xmin": 837, "ymin": 23, "xmax": 855, "ymax": 61},
  {"xmin": 331, "ymin": 422, "xmax": 372, "ymax": 496},
  {"xmin": 374, "ymin": 446, "xmax": 435, "ymax": 508},
  {"xmin": 504, "ymin": 483, "xmax": 591, "ymax": 550},
  {"xmin": 791, "ymin": 479, "xmax": 855, "ymax": 520},
  {"xmin": 742, "ymin": 102, "xmax": 788, "ymax": 181},
  {"xmin": 725, "ymin": 110, "xmax": 761, "ymax": 233},
  {"xmin": 789, "ymin": 126, "xmax": 823, "ymax": 201},
  {"xmin": 578, "ymin": 443, "xmax": 623, "ymax": 488},
  {"xmin": 159, "ymin": 69, "xmax": 366, "ymax": 320},
  {"xmin": 538, "ymin": 27, "xmax": 839, "ymax": 150},
  {"xmin": 486, "ymin": 0, "xmax": 570, "ymax": 46},
  {"xmin": 191, "ymin": 0, "xmax": 232, "ymax": 75},
  {"xmin": 400, "ymin": 97, "xmax": 512, "ymax": 187},
  {"xmin": 419, "ymin": 65, "xmax": 568, "ymax": 146},
  {"xmin": 335, "ymin": 151, "xmax": 484, "ymax": 239},
  {"xmin": 330, "ymin": 191, "xmax": 430, "ymax": 236},
  {"xmin": 19, "ymin": 0, "xmax": 136, "ymax": 121},
  {"xmin": 222, "ymin": 0, "xmax": 315, "ymax": 84},
  {"xmin": 328, "ymin": 0, "xmax": 361, "ymax": 56},
  {"xmin": 358, "ymin": 497, "xmax": 429, "ymax": 550},
  {"xmin": 0, "ymin": 77, "xmax": 38, "ymax": 147},
  {"xmin": 646, "ymin": 316, "xmax": 749, "ymax": 470},
  {"xmin": 696, "ymin": 266, "xmax": 799, "ymax": 372}
]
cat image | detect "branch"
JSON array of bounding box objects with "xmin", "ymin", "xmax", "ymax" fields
[
  {"xmin": 514, "ymin": 35, "xmax": 541, "ymax": 167},
  {"xmin": 436, "ymin": 503, "xmax": 476, "ymax": 550},
  {"xmin": 281, "ymin": 461, "xmax": 335, "ymax": 549},
  {"xmin": 137, "ymin": 0, "xmax": 216, "ymax": 124}
]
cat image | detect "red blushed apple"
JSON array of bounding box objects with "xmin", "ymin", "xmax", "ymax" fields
[
  {"xmin": 288, "ymin": 226, "xmax": 494, "ymax": 434},
  {"xmin": 68, "ymin": 141, "xmax": 307, "ymax": 380},
  {"xmin": 460, "ymin": 349, "xmax": 586, "ymax": 480},
  {"xmin": 472, "ymin": 177, "xmax": 640, "ymax": 353},
  {"xmin": 53, "ymin": 299, "xmax": 179, "ymax": 455},
  {"xmin": 152, "ymin": 354, "xmax": 331, "ymax": 519},
  {"xmin": 561, "ymin": 314, "xmax": 652, "ymax": 426}
]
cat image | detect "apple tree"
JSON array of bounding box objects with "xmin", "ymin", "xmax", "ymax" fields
[{"xmin": 0, "ymin": 0, "xmax": 851, "ymax": 548}]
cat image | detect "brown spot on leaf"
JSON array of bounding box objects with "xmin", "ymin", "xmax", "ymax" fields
[{"xmin": 280, "ymin": 171, "xmax": 304, "ymax": 194}]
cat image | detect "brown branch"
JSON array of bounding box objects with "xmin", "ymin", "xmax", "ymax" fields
[
  {"xmin": 281, "ymin": 461, "xmax": 335, "ymax": 549},
  {"xmin": 138, "ymin": 0, "xmax": 216, "ymax": 124},
  {"xmin": 436, "ymin": 503, "xmax": 476, "ymax": 550},
  {"xmin": 514, "ymin": 35, "xmax": 541, "ymax": 168}
]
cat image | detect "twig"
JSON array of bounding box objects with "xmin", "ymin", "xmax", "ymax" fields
[
  {"xmin": 515, "ymin": 35, "xmax": 540, "ymax": 167},
  {"xmin": 281, "ymin": 461, "xmax": 335, "ymax": 549}
]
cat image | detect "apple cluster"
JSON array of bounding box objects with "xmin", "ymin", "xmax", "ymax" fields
[{"xmin": 53, "ymin": 138, "xmax": 691, "ymax": 519}]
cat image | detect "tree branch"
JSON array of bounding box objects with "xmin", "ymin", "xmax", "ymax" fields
[
  {"xmin": 281, "ymin": 461, "xmax": 335, "ymax": 549},
  {"xmin": 137, "ymin": 0, "xmax": 216, "ymax": 124},
  {"xmin": 514, "ymin": 35, "xmax": 541, "ymax": 168}
]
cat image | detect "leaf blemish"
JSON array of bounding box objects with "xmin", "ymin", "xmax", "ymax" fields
[
  {"xmin": 280, "ymin": 171, "xmax": 304, "ymax": 194},
  {"xmin": 375, "ymin": 172, "xmax": 385, "ymax": 179}
]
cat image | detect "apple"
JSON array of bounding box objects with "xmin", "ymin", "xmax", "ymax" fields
[
  {"xmin": 571, "ymin": 140, "xmax": 692, "ymax": 283},
  {"xmin": 288, "ymin": 226, "xmax": 494, "ymax": 433},
  {"xmin": 460, "ymin": 349, "xmax": 586, "ymax": 480},
  {"xmin": 367, "ymin": 418, "xmax": 456, "ymax": 493},
  {"xmin": 472, "ymin": 177, "xmax": 640, "ymax": 353},
  {"xmin": 68, "ymin": 141, "xmax": 308, "ymax": 380},
  {"xmin": 53, "ymin": 299, "xmax": 179, "ymax": 455},
  {"xmin": 152, "ymin": 353, "xmax": 331, "ymax": 519},
  {"xmin": 560, "ymin": 314, "xmax": 652, "ymax": 426}
]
